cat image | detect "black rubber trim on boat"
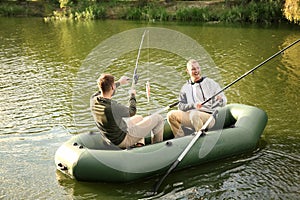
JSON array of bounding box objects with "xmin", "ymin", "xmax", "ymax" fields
[
  {"xmin": 58, "ymin": 163, "xmax": 68, "ymax": 170},
  {"xmin": 165, "ymin": 141, "xmax": 172, "ymax": 146}
]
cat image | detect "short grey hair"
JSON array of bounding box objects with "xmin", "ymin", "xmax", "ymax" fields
[{"xmin": 187, "ymin": 59, "xmax": 201, "ymax": 70}]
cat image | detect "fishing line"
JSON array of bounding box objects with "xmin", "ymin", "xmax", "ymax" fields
[{"xmin": 146, "ymin": 29, "xmax": 151, "ymax": 104}]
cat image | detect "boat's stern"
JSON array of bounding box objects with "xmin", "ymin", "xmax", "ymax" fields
[{"xmin": 54, "ymin": 137, "xmax": 85, "ymax": 178}]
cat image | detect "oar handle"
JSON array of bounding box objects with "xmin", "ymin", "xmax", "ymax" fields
[{"xmin": 169, "ymin": 101, "xmax": 179, "ymax": 108}]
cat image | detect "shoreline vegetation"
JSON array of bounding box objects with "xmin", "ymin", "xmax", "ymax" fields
[{"xmin": 0, "ymin": 0, "xmax": 299, "ymax": 25}]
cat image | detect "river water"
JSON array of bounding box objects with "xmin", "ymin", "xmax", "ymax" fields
[{"xmin": 0, "ymin": 18, "xmax": 299, "ymax": 199}]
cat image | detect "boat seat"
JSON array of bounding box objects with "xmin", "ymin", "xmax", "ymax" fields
[
  {"xmin": 211, "ymin": 107, "xmax": 237, "ymax": 130},
  {"xmin": 182, "ymin": 126, "xmax": 196, "ymax": 135},
  {"xmin": 77, "ymin": 131, "xmax": 121, "ymax": 150}
]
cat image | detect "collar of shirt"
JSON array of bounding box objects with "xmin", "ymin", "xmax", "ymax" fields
[{"xmin": 189, "ymin": 77, "xmax": 206, "ymax": 85}]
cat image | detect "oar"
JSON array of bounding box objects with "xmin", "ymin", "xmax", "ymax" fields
[
  {"xmin": 153, "ymin": 38, "xmax": 300, "ymax": 115},
  {"xmin": 131, "ymin": 30, "xmax": 147, "ymax": 90},
  {"xmin": 153, "ymin": 110, "xmax": 218, "ymax": 195},
  {"xmin": 151, "ymin": 38, "xmax": 300, "ymax": 195}
]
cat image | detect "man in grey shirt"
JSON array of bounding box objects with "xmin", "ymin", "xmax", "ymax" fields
[{"xmin": 167, "ymin": 59, "xmax": 227, "ymax": 137}]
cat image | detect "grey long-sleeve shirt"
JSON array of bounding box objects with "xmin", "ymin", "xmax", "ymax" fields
[{"xmin": 178, "ymin": 77, "xmax": 227, "ymax": 113}]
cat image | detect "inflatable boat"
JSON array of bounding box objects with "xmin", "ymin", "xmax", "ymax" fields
[{"xmin": 55, "ymin": 104, "xmax": 267, "ymax": 182}]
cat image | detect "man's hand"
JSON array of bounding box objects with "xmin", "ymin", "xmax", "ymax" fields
[
  {"xmin": 195, "ymin": 102, "xmax": 202, "ymax": 110},
  {"xmin": 118, "ymin": 76, "xmax": 130, "ymax": 85},
  {"xmin": 129, "ymin": 89, "xmax": 136, "ymax": 96},
  {"xmin": 215, "ymin": 95, "xmax": 222, "ymax": 101}
]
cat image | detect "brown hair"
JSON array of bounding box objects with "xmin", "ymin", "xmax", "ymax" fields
[{"xmin": 97, "ymin": 74, "xmax": 114, "ymax": 93}]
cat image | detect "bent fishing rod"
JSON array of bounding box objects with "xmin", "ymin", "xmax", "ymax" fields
[
  {"xmin": 131, "ymin": 30, "xmax": 147, "ymax": 90},
  {"xmin": 153, "ymin": 38, "xmax": 300, "ymax": 115}
]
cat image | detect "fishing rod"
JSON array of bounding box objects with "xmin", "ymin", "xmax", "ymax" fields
[
  {"xmin": 153, "ymin": 38, "xmax": 300, "ymax": 115},
  {"xmin": 151, "ymin": 38, "xmax": 300, "ymax": 195},
  {"xmin": 131, "ymin": 30, "xmax": 147, "ymax": 90}
]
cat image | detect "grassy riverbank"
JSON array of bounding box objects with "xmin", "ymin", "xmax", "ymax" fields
[{"xmin": 0, "ymin": 0, "xmax": 289, "ymax": 24}]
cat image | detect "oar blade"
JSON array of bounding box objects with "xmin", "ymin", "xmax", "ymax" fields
[{"xmin": 152, "ymin": 160, "xmax": 180, "ymax": 195}]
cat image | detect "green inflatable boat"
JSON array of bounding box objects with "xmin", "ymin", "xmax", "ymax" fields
[{"xmin": 55, "ymin": 104, "xmax": 267, "ymax": 182}]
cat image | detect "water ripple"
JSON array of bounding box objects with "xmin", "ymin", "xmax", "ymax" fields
[{"xmin": 1, "ymin": 19, "xmax": 300, "ymax": 199}]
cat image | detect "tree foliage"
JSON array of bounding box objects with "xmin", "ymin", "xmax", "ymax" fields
[
  {"xmin": 59, "ymin": 0, "xmax": 69, "ymax": 8},
  {"xmin": 283, "ymin": 0, "xmax": 300, "ymax": 24}
]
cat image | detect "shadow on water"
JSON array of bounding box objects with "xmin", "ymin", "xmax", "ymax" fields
[{"xmin": 56, "ymin": 139, "xmax": 268, "ymax": 200}]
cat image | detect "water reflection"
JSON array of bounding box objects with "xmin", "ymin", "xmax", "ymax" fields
[
  {"xmin": 56, "ymin": 170, "xmax": 153, "ymax": 200},
  {"xmin": 279, "ymin": 36, "xmax": 300, "ymax": 100}
]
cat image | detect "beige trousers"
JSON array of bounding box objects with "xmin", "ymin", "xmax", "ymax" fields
[
  {"xmin": 167, "ymin": 110, "xmax": 215, "ymax": 138},
  {"xmin": 118, "ymin": 114, "xmax": 164, "ymax": 148}
]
